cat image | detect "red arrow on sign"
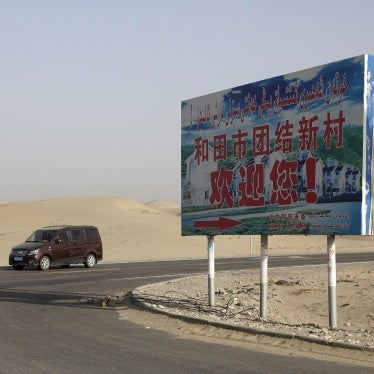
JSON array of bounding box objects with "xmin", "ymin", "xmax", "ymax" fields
[{"xmin": 194, "ymin": 216, "xmax": 242, "ymax": 230}]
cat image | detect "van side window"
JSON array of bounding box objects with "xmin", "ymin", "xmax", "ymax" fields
[
  {"xmin": 71, "ymin": 229, "xmax": 84, "ymax": 241},
  {"xmin": 44, "ymin": 231, "xmax": 56, "ymax": 241},
  {"xmin": 59, "ymin": 230, "xmax": 68, "ymax": 243},
  {"xmin": 86, "ymin": 228, "xmax": 99, "ymax": 242}
]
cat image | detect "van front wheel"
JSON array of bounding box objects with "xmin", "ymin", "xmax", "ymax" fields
[
  {"xmin": 39, "ymin": 256, "xmax": 51, "ymax": 271},
  {"xmin": 85, "ymin": 254, "xmax": 96, "ymax": 268}
]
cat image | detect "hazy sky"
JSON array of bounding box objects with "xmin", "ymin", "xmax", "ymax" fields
[{"xmin": 1, "ymin": 0, "xmax": 374, "ymax": 204}]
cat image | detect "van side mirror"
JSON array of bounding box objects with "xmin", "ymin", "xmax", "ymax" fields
[{"xmin": 55, "ymin": 239, "xmax": 62, "ymax": 244}]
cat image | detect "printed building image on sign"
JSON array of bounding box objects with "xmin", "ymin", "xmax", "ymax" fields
[{"xmin": 181, "ymin": 55, "xmax": 374, "ymax": 236}]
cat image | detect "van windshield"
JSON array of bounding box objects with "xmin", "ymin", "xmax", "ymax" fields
[{"xmin": 26, "ymin": 230, "xmax": 58, "ymax": 242}]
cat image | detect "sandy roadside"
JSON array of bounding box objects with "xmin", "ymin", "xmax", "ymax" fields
[{"xmin": 121, "ymin": 262, "xmax": 374, "ymax": 368}]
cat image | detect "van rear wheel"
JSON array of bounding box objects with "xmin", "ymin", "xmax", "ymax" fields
[
  {"xmin": 85, "ymin": 253, "xmax": 96, "ymax": 268},
  {"xmin": 39, "ymin": 255, "xmax": 51, "ymax": 271}
]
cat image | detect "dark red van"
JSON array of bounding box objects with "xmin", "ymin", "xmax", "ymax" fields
[{"xmin": 9, "ymin": 225, "xmax": 103, "ymax": 270}]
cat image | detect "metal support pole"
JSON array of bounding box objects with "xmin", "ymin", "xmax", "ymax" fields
[
  {"xmin": 207, "ymin": 235, "xmax": 215, "ymax": 307},
  {"xmin": 260, "ymin": 234, "xmax": 268, "ymax": 318},
  {"xmin": 249, "ymin": 235, "xmax": 253, "ymax": 257},
  {"xmin": 327, "ymin": 234, "xmax": 337, "ymax": 328}
]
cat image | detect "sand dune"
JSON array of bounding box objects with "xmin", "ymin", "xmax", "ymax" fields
[{"xmin": 1, "ymin": 196, "xmax": 373, "ymax": 266}]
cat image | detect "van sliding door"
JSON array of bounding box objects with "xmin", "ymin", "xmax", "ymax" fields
[{"xmin": 69, "ymin": 228, "xmax": 87, "ymax": 262}]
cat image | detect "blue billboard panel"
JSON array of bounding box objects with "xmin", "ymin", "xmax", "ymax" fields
[{"xmin": 181, "ymin": 55, "xmax": 374, "ymax": 236}]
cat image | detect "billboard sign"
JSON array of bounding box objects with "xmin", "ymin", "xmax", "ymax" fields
[{"xmin": 181, "ymin": 55, "xmax": 374, "ymax": 236}]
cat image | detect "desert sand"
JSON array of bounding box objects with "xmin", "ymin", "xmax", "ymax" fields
[
  {"xmin": 127, "ymin": 262, "xmax": 374, "ymax": 368},
  {"xmin": 1, "ymin": 196, "xmax": 374, "ymax": 267}
]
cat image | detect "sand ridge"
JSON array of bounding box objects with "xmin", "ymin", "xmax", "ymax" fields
[{"xmin": 1, "ymin": 196, "xmax": 374, "ymax": 266}]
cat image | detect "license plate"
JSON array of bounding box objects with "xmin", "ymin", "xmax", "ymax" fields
[{"xmin": 14, "ymin": 256, "xmax": 23, "ymax": 261}]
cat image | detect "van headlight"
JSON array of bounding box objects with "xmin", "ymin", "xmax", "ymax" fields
[{"xmin": 28, "ymin": 249, "xmax": 39, "ymax": 255}]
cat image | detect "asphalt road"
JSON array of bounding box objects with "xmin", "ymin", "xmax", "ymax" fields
[{"xmin": 0, "ymin": 253, "xmax": 373, "ymax": 373}]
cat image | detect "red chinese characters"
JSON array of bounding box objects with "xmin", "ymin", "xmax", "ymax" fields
[
  {"xmin": 238, "ymin": 163, "xmax": 265, "ymax": 206},
  {"xmin": 232, "ymin": 129, "xmax": 248, "ymax": 159},
  {"xmin": 298, "ymin": 115, "xmax": 319, "ymax": 151},
  {"xmin": 191, "ymin": 109, "xmax": 346, "ymax": 210},
  {"xmin": 275, "ymin": 119, "xmax": 294, "ymax": 153},
  {"xmin": 209, "ymin": 166, "xmax": 234, "ymax": 209},
  {"xmin": 213, "ymin": 134, "xmax": 227, "ymax": 161},
  {"xmin": 253, "ymin": 124, "xmax": 270, "ymax": 157},
  {"xmin": 323, "ymin": 110, "xmax": 345, "ymax": 148},
  {"xmin": 270, "ymin": 159, "xmax": 298, "ymax": 205},
  {"xmin": 194, "ymin": 137, "xmax": 209, "ymax": 165}
]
